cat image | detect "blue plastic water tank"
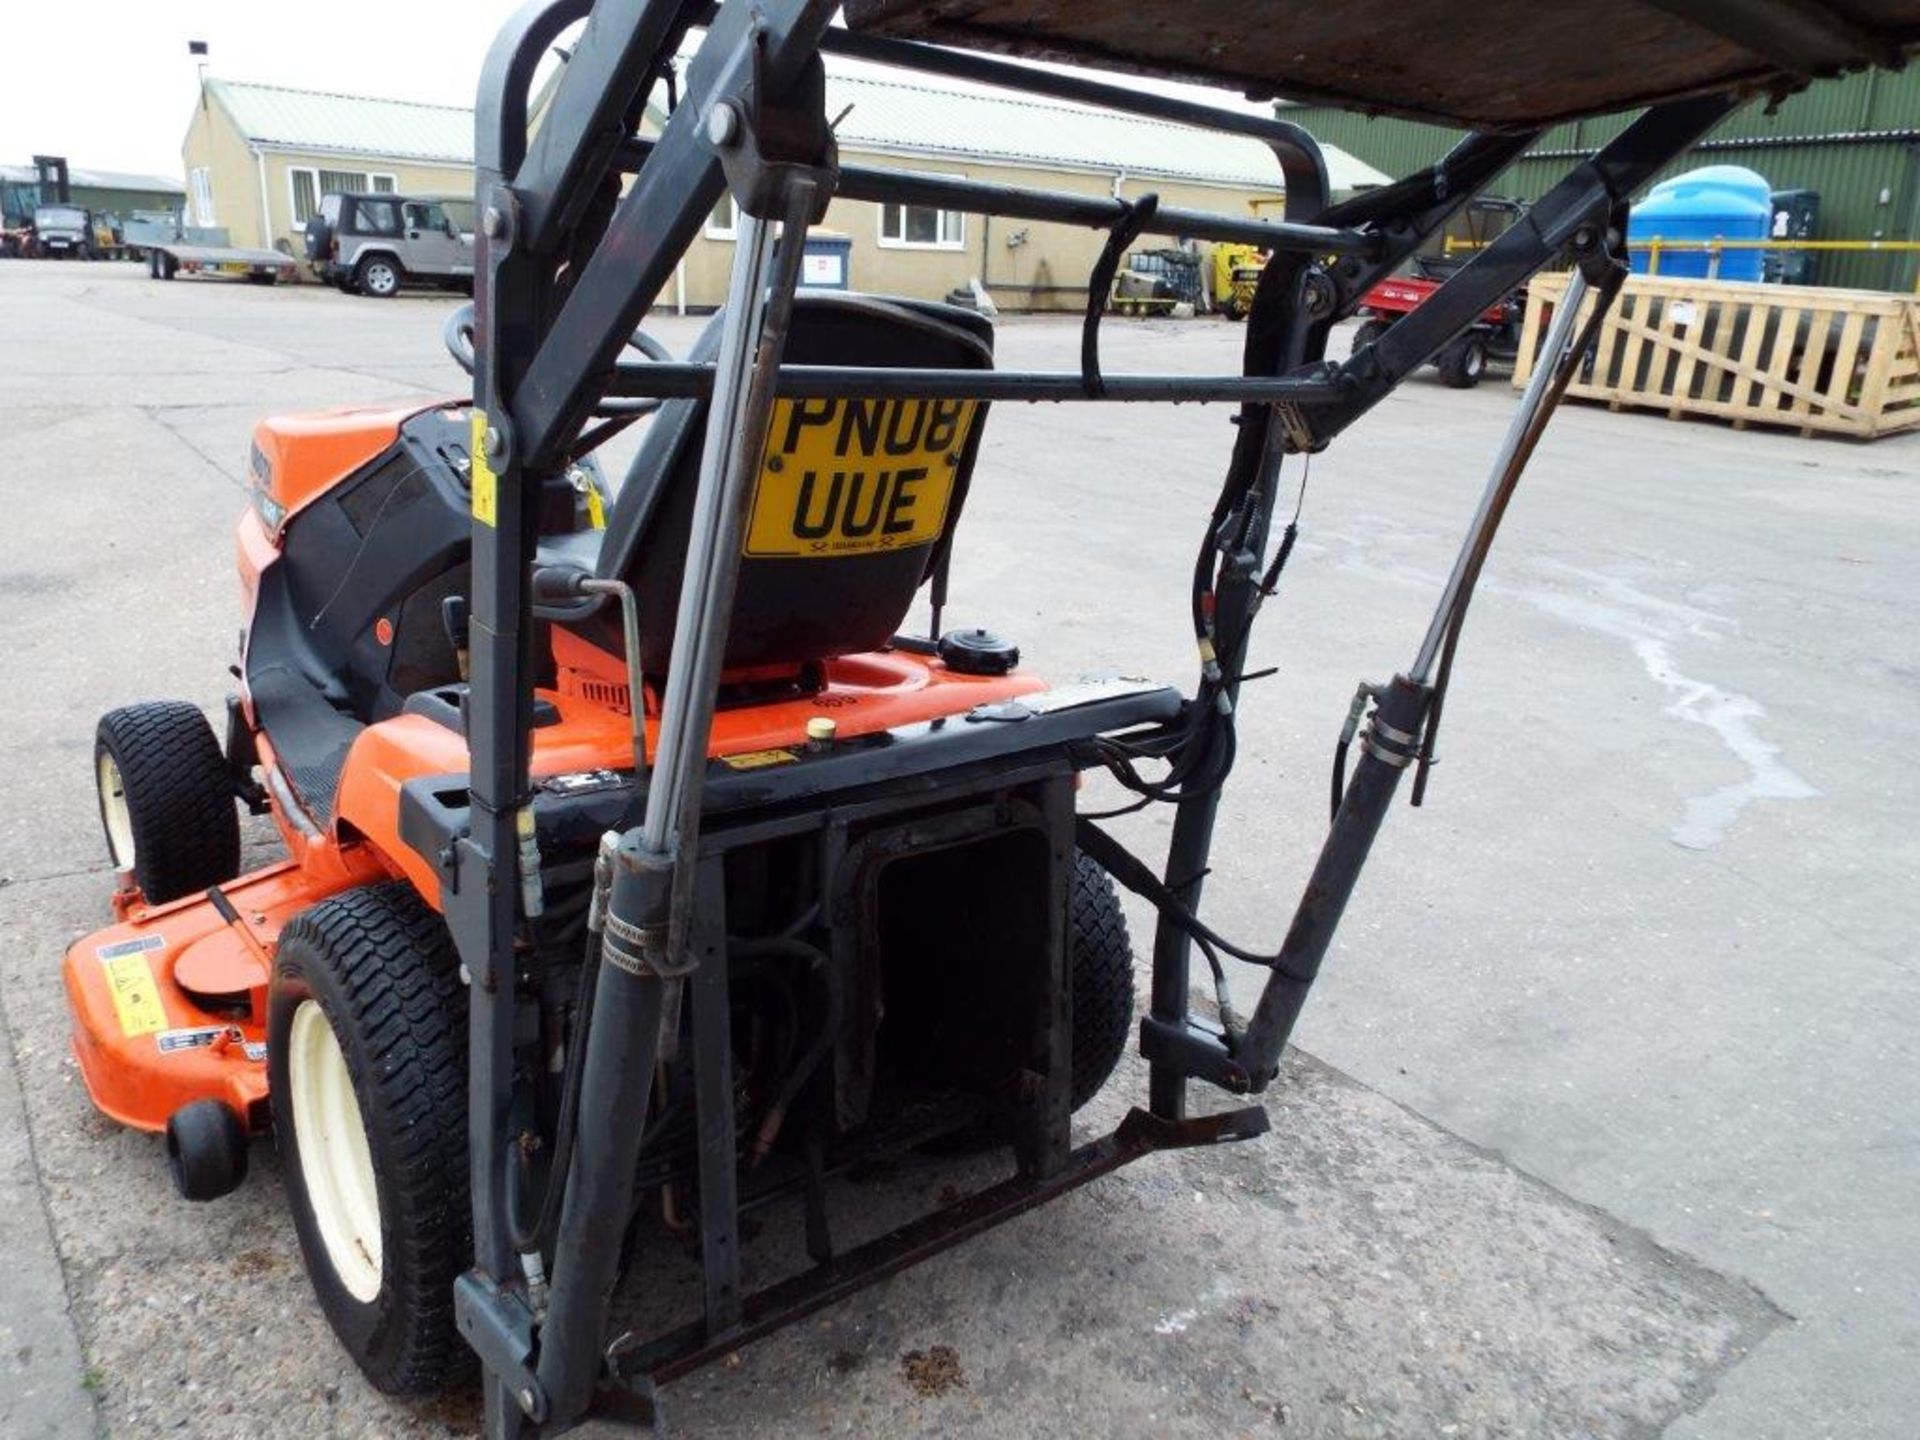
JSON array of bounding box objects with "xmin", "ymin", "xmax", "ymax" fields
[{"xmin": 1629, "ymin": 166, "xmax": 1772, "ymax": 281}]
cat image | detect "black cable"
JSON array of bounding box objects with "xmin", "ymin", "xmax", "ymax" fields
[{"xmin": 1076, "ymin": 818, "xmax": 1303, "ymax": 978}]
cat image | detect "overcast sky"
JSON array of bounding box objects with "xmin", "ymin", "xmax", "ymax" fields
[{"xmin": 0, "ymin": 0, "xmax": 1278, "ymax": 182}]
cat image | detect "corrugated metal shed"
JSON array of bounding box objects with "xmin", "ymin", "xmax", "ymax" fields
[
  {"xmin": 206, "ymin": 79, "xmax": 474, "ymax": 164},
  {"xmin": 206, "ymin": 69, "xmax": 1387, "ymax": 194},
  {"xmin": 0, "ymin": 163, "xmax": 183, "ymax": 194},
  {"xmin": 820, "ymin": 71, "xmax": 1389, "ymax": 192},
  {"xmin": 1282, "ymin": 68, "xmax": 1920, "ymax": 291}
]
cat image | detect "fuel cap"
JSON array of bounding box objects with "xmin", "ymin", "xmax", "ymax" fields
[{"xmin": 937, "ymin": 627, "xmax": 1019, "ymax": 676}]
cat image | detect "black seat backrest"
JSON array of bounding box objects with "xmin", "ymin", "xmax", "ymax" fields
[{"xmin": 588, "ymin": 293, "xmax": 994, "ymax": 676}]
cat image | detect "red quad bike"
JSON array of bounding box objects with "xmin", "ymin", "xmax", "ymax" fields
[
  {"xmin": 1354, "ymin": 198, "xmax": 1531, "ymax": 388},
  {"xmin": 60, "ymin": 3, "xmax": 1920, "ymax": 1435}
]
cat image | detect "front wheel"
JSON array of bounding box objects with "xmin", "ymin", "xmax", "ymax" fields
[
  {"xmin": 1352, "ymin": 316, "xmax": 1391, "ymax": 351},
  {"xmin": 95, "ymin": 702, "xmax": 240, "ymax": 904},
  {"xmin": 353, "ymin": 255, "xmax": 402, "ymax": 298},
  {"xmin": 269, "ymin": 884, "xmax": 470, "ymax": 1396},
  {"xmin": 1438, "ymin": 333, "xmax": 1490, "ymax": 388}
]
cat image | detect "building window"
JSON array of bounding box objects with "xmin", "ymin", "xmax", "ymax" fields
[
  {"xmin": 707, "ymin": 194, "xmax": 738, "ymax": 240},
  {"xmin": 188, "ymin": 167, "xmax": 216, "ymax": 227},
  {"xmin": 879, "ymin": 199, "xmax": 964, "ymax": 250},
  {"xmin": 288, "ymin": 167, "xmax": 319, "ymax": 225},
  {"xmin": 291, "ymin": 167, "xmax": 400, "ymax": 227}
]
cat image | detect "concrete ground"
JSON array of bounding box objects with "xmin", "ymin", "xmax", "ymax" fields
[{"xmin": 0, "ymin": 258, "xmax": 1911, "ymax": 1439}]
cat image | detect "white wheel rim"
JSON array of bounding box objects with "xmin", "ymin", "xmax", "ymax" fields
[
  {"xmin": 97, "ymin": 753, "xmax": 135, "ymax": 868},
  {"xmin": 1467, "ymin": 345, "xmax": 1486, "ymax": 376},
  {"xmin": 288, "ymin": 1000, "xmax": 384, "ymax": 1302},
  {"xmin": 368, "ymin": 263, "xmax": 395, "ymax": 293}
]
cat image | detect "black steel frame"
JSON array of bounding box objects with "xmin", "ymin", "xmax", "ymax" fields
[{"xmin": 443, "ymin": 3, "xmax": 1738, "ymax": 1432}]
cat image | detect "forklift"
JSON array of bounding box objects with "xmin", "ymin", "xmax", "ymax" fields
[{"xmin": 60, "ymin": 1, "xmax": 1920, "ymax": 1434}]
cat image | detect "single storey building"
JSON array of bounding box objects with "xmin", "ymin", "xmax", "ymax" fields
[{"xmin": 182, "ymin": 66, "xmax": 1386, "ymax": 302}]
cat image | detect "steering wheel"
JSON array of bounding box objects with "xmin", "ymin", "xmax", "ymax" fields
[{"xmin": 443, "ymin": 302, "xmax": 669, "ymax": 417}]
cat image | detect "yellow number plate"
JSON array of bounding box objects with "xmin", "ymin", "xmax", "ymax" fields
[{"xmin": 744, "ymin": 398, "xmax": 977, "ymax": 559}]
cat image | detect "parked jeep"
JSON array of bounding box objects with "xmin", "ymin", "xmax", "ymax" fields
[{"xmin": 303, "ymin": 192, "xmax": 473, "ymax": 297}]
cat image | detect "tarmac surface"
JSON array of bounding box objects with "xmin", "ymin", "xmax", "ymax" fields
[{"xmin": 0, "ymin": 259, "xmax": 1913, "ymax": 1438}]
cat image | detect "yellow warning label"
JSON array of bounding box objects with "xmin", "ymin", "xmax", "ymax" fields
[
  {"xmin": 585, "ymin": 484, "xmax": 606, "ymax": 531},
  {"xmin": 717, "ymin": 748, "xmax": 798, "ymax": 771},
  {"xmin": 102, "ymin": 952, "xmax": 167, "ymax": 1037},
  {"xmin": 744, "ymin": 398, "xmax": 975, "ymax": 559},
  {"xmin": 470, "ymin": 411, "xmax": 498, "ymax": 528}
]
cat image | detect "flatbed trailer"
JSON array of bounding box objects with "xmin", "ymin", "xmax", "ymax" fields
[{"xmin": 146, "ymin": 243, "xmax": 297, "ymax": 285}]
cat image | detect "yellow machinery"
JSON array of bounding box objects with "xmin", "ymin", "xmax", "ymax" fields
[{"xmin": 1211, "ymin": 242, "xmax": 1265, "ymax": 319}]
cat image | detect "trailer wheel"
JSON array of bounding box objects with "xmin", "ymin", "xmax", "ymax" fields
[
  {"xmin": 1438, "ymin": 334, "xmax": 1489, "ymax": 388},
  {"xmin": 94, "ymin": 702, "xmax": 240, "ymax": 904},
  {"xmin": 353, "ymin": 255, "xmax": 402, "ymax": 299},
  {"xmin": 1069, "ymin": 852, "xmax": 1135, "ymax": 1111},
  {"xmin": 269, "ymin": 883, "xmax": 470, "ymax": 1396},
  {"xmin": 1352, "ymin": 317, "xmax": 1391, "ymax": 350}
]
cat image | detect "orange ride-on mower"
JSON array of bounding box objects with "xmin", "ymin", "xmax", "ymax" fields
[{"xmin": 60, "ymin": 3, "xmax": 1920, "ymax": 1434}]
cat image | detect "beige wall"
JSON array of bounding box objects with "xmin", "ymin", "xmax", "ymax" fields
[
  {"xmin": 181, "ymin": 89, "xmax": 262, "ymax": 245},
  {"xmin": 671, "ymin": 150, "xmax": 1282, "ymax": 313},
  {"xmin": 183, "ymin": 91, "xmax": 470, "ymax": 264},
  {"xmin": 185, "ymin": 93, "xmax": 1279, "ymax": 304}
]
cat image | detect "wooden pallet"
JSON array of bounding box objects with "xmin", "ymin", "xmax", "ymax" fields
[{"xmin": 1513, "ymin": 272, "xmax": 1920, "ymax": 440}]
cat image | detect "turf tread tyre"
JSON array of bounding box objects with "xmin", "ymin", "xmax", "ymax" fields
[
  {"xmin": 1352, "ymin": 317, "xmax": 1391, "ymax": 350},
  {"xmin": 269, "ymin": 883, "xmax": 470, "ymax": 1396},
  {"xmin": 1069, "ymin": 852, "xmax": 1135, "ymax": 1111},
  {"xmin": 95, "ymin": 702, "xmax": 239, "ymax": 904},
  {"xmin": 1438, "ymin": 334, "xmax": 1489, "ymax": 389}
]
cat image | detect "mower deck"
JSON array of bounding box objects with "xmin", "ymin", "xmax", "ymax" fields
[{"xmin": 63, "ymin": 853, "xmax": 385, "ymax": 1133}]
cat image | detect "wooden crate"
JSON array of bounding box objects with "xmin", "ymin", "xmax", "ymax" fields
[{"xmin": 1513, "ymin": 272, "xmax": 1920, "ymax": 440}]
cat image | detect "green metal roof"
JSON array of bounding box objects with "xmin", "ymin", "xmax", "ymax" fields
[
  {"xmin": 205, "ymin": 69, "xmax": 1387, "ymax": 193},
  {"xmin": 817, "ymin": 70, "xmax": 1389, "ymax": 191},
  {"xmin": 206, "ymin": 79, "xmax": 473, "ymax": 164}
]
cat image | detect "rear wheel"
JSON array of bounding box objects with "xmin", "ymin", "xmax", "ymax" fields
[
  {"xmin": 353, "ymin": 254, "xmax": 402, "ymax": 298},
  {"xmin": 269, "ymin": 884, "xmax": 470, "ymax": 1395},
  {"xmin": 94, "ymin": 702, "xmax": 240, "ymax": 904},
  {"xmin": 1068, "ymin": 852, "xmax": 1135, "ymax": 1111},
  {"xmin": 1438, "ymin": 333, "xmax": 1490, "ymax": 388},
  {"xmin": 1352, "ymin": 317, "xmax": 1391, "ymax": 350}
]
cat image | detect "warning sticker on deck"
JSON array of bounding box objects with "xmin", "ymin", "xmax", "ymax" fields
[{"xmin": 97, "ymin": 937, "xmax": 167, "ymax": 1038}]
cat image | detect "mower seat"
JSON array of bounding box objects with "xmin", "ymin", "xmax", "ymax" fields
[{"xmin": 539, "ymin": 293, "xmax": 994, "ymax": 677}]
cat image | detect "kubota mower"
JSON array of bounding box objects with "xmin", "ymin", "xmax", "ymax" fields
[{"xmin": 62, "ymin": 2, "xmax": 1920, "ymax": 1435}]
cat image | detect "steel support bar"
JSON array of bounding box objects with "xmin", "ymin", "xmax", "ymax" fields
[
  {"xmin": 1410, "ymin": 267, "xmax": 1594, "ymax": 683},
  {"xmin": 819, "ymin": 24, "xmax": 1333, "ymax": 213},
  {"xmin": 511, "ymin": 0, "xmax": 837, "ymax": 470},
  {"xmin": 600, "ymin": 361, "xmax": 1347, "ymax": 404},
  {"xmin": 600, "ymin": 1105, "xmax": 1270, "ymax": 1397},
  {"xmin": 1233, "ymin": 264, "xmax": 1612, "ymax": 1084},
  {"xmin": 838, "ymin": 162, "xmax": 1363, "ymax": 254},
  {"xmin": 833, "ymin": 163, "xmax": 1365, "ymax": 254},
  {"xmin": 514, "ymin": 0, "xmax": 697, "ymax": 251},
  {"xmin": 611, "ymin": 138, "xmax": 1366, "ymax": 254},
  {"xmin": 1310, "ymin": 94, "xmax": 1738, "ymax": 448}
]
